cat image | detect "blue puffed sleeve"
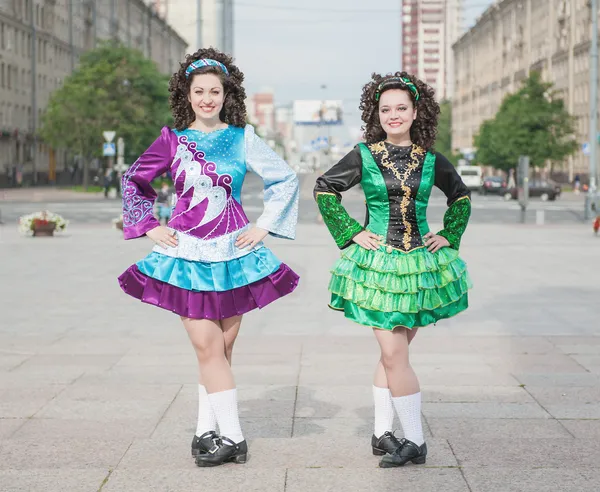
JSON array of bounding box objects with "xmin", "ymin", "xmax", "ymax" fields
[{"xmin": 244, "ymin": 124, "xmax": 299, "ymax": 240}]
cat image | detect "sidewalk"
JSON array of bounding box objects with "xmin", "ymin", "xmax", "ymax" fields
[
  {"xmin": 0, "ymin": 222, "xmax": 599, "ymax": 491},
  {"xmin": 0, "ymin": 187, "xmax": 105, "ymax": 203}
]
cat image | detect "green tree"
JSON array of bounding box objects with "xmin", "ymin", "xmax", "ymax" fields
[
  {"xmin": 40, "ymin": 42, "xmax": 172, "ymax": 188},
  {"xmin": 475, "ymin": 71, "xmax": 577, "ymax": 173},
  {"xmin": 436, "ymin": 100, "xmax": 460, "ymax": 165}
]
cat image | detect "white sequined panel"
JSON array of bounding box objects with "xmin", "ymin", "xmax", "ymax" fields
[
  {"xmin": 153, "ymin": 225, "xmax": 263, "ymax": 262},
  {"xmin": 244, "ymin": 125, "xmax": 299, "ymax": 240}
]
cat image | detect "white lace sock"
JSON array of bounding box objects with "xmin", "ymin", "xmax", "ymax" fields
[
  {"xmin": 373, "ymin": 385, "xmax": 394, "ymax": 438},
  {"xmin": 392, "ymin": 392, "xmax": 424, "ymax": 446},
  {"xmin": 195, "ymin": 384, "xmax": 217, "ymax": 437},
  {"xmin": 207, "ymin": 388, "xmax": 244, "ymax": 444}
]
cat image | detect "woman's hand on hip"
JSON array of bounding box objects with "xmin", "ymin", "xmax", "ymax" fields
[
  {"xmin": 423, "ymin": 232, "xmax": 449, "ymax": 253},
  {"xmin": 352, "ymin": 231, "xmax": 382, "ymax": 250},
  {"xmin": 236, "ymin": 227, "xmax": 268, "ymax": 249},
  {"xmin": 147, "ymin": 226, "xmax": 178, "ymax": 248}
]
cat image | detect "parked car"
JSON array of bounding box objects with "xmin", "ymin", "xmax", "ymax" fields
[
  {"xmin": 479, "ymin": 176, "xmax": 507, "ymax": 195},
  {"xmin": 457, "ymin": 165, "xmax": 483, "ymax": 192},
  {"xmin": 504, "ymin": 179, "xmax": 562, "ymax": 201}
]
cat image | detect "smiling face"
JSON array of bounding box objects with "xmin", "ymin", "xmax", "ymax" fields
[
  {"xmin": 378, "ymin": 89, "xmax": 417, "ymax": 140},
  {"xmin": 187, "ymin": 73, "xmax": 225, "ymax": 123}
]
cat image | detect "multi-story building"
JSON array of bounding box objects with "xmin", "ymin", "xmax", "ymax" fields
[
  {"xmin": 402, "ymin": 0, "xmax": 464, "ymax": 101},
  {"xmin": 159, "ymin": 0, "xmax": 234, "ymax": 55},
  {"xmin": 453, "ymin": 0, "xmax": 597, "ymax": 179},
  {"xmin": 0, "ymin": 0, "xmax": 187, "ymax": 186}
]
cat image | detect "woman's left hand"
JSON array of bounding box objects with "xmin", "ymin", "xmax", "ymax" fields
[
  {"xmin": 235, "ymin": 227, "xmax": 268, "ymax": 249},
  {"xmin": 423, "ymin": 232, "xmax": 450, "ymax": 253}
]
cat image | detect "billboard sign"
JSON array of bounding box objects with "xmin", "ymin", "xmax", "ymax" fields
[{"xmin": 293, "ymin": 100, "xmax": 343, "ymax": 125}]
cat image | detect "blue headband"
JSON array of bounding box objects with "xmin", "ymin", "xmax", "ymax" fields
[{"xmin": 185, "ymin": 59, "xmax": 230, "ymax": 77}]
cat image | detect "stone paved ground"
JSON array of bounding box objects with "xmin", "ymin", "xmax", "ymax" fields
[{"xmin": 0, "ymin": 220, "xmax": 599, "ymax": 491}]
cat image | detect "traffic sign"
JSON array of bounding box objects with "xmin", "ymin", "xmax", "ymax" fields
[
  {"xmin": 103, "ymin": 142, "xmax": 116, "ymax": 156},
  {"xmin": 103, "ymin": 131, "xmax": 116, "ymax": 143},
  {"xmin": 583, "ymin": 142, "xmax": 590, "ymax": 156}
]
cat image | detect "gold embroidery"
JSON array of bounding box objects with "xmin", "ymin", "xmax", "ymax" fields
[{"xmin": 368, "ymin": 143, "xmax": 425, "ymax": 251}]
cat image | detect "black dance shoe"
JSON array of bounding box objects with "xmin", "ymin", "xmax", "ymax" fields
[
  {"xmin": 191, "ymin": 431, "xmax": 219, "ymax": 457},
  {"xmin": 371, "ymin": 431, "xmax": 402, "ymax": 456},
  {"xmin": 195, "ymin": 436, "xmax": 248, "ymax": 467},
  {"xmin": 379, "ymin": 438, "xmax": 427, "ymax": 468}
]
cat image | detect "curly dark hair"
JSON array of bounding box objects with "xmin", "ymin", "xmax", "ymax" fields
[
  {"xmin": 359, "ymin": 71, "xmax": 439, "ymax": 150},
  {"xmin": 169, "ymin": 47, "xmax": 247, "ymax": 131}
]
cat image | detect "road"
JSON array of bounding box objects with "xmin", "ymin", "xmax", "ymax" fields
[{"xmin": 0, "ymin": 174, "xmax": 589, "ymax": 226}]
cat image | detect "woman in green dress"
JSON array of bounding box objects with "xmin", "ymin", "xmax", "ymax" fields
[{"xmin": 314, "ymin": 72, "xmax": 472, "ymax": 468}]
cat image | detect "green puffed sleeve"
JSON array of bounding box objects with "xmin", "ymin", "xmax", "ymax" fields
[{"xmin": 314, "ymin": 146, "xmax": 363, "ymax": 249}]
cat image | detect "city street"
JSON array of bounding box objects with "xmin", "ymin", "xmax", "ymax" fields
[
  {"xmin": 0, "ymin": 204, "xmax": 599, "ymax": 491},
  {"xmin": 0, "ymin": 173, "xmax": 590, "ymax": 227}
]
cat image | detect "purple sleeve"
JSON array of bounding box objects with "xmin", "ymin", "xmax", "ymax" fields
[{"xmin": 121, "ymin": 127, "xmax": 173, "ymax": 239}]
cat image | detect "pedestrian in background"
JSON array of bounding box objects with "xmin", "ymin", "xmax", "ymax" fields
[
  {"xmin": 118, "ymin": 48, "xmax": 300, "ymax": 467},
  {"xmin": 156, "ymin": 181, "xmax": 173, "ymax": 225},
  {"xmin": 314, "ymin": 72, "xmax": 472, "ymax": 468}
]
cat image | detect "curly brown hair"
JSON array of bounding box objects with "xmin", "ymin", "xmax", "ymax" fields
[
  {"xmin": 359, "ymin": 71, "xmax": 439, "ymax": 150},
  {"xmin": 169, "ymin": 47, "xmax": 247, "ymax": 131}
]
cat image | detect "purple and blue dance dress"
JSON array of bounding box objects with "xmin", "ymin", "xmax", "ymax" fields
[{"xmin": 118, "ymin": 124, "xmax": 300, "ymax": 319}]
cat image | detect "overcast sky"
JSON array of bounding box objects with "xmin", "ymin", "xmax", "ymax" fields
[{"xmin": 233, "ymin": 0, "xmax": 494, "ymax": 134}]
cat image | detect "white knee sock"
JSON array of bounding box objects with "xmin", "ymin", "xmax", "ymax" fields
[
  {"xmin": 207, "ymin": 388, "xmax": 244, "ymax": 444},
  {"xmin": 196, "ymin": 384, "xmax": 217, "ymax": 437},
  {"xmin": 373, "ymin": 385, "xmax": 395, "ymax": 438},
  {"xmin": 392, "ymin": 392, "xmax": 424, "ymax": 446}
]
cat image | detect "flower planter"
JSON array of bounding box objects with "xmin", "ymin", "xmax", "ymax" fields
[
  {"xmin": 32, "ymin": 222, "xmax": 56, "ymax": 237},
  {"xmin": 116, "ymin": 220, "xmax": 124, "ymax": 231}
]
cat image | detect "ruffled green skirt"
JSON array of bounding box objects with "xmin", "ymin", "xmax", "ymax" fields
[{"xmin": 328, "ymin": 244, "xmax": 472, "ymax": 330}]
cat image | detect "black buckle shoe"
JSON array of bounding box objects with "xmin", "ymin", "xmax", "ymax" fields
[
  {"xmin": 191, "ymin": 431, "xmax": 219, "ymax": 457},
  {"xmin": 379, "ymin": 438, "xmax": 427, "ymax": 468},
  {"xmin": 371, "ymin": 431, "xmax": 402, "ymax": 456},
  {"xmin": 195, "ymin": 436, "xmax": 248, "ymax": 467}
]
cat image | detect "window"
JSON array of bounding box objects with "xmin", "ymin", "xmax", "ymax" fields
[
  {"xmin": 0, "ymin": 63, "xmax": 4, "ymax": 88},
  {"xmin": 7, "ymin": 64, "xmax": 11, "ymax": 90}
]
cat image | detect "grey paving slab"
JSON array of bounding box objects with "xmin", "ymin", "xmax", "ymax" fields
[
  {"xmin": 286, "ymin": 468, "xmax": 470, "ymax": 492},
  {"xmin": 1, "ymin": 222, "xmax": 599, "ymax": 489},
  {"xmin": 0, "ymin": 437, "xmax": 132, "ymax": 470},
  {"xmin": 295, "ymin": 385, "xmax": 370, "ymax": 419},
  {"xmin": 462, "ymin": 468, "xmax": 600, "ymax": 492},
  {"xmin": 102, "ymin": 469, "xmax": 286, "ymax": 492},
  {"xmin": 422, "ymin": 385, "xmax": 533, "ymax": 403},
  {"xmin": 423, "ymin": 402, "xmax": 549, "ymax": 419},
  {"xmin": 0, "ymin": 355, "xmax": 31, "ymax": 370},
  {"xmin": 487, "ymin": 353, "xmax": 589, "ymax": 373},
  {"xmin": 0, "ymin": 419, "xmax": 25, "ymax": 439},
  {"xmin": 559, "ymin": 420, "xmax": 600, "ymax": 438},
  {"xmin": 0, "ymin": 385, "xmax": 67, "ymax": 418},
  {"xmin": 450, "ymin": 438, "xmax": 600, "ymax": 468},
  {"xmin": 0, "ymin": 469, "xmax": 109, "ymax": 492},
  {"xmin": 292, "ymin": 417, "xmax": 435, "ymax": 440},
  {"xmin": 0, "ymin": 367, "xmax": 84, "ymax": 388},
  {"xmin": 427, "ymin": 418, "xmax": 572, "ymax": 439},
  {"xmin": 514, "ymin": 373, "xmax": 600, "ymax": 387},
  {"xmin": 35, "ymin": 382, "xmax": 181, "ymax": 421},
  {"xmin": 13, "ymin": 418, "xmax": 159, "ymax": 441},
  {"xmin": 570, "ymin": 355, "xmax": 600, "ymax": 373},
  {"xmin": 247, "ymin": 437, "xmax": 458, "ymax": 469}
]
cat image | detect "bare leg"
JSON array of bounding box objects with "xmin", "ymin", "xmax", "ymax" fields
[
  {"xmin": 182, "ymin": 317, "xmax": 234, "ymax": 393},
  {"xmin": 373, "ymin": 327, "xmax": 419, "ymax": 396},
  {"xmin": 220, "ymin": 315, "xmax": 242, "ymax": 365},
  {"xmin": 373, "ymin": 327, "xmax": 419, "ymax": 389}
]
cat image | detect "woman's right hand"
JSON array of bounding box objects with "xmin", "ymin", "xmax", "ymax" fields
[
  {"xmin": 352, "ymin": 230, "xmax": 382, "ymax": 250},
  {"xmin": 147, "ymin": 226, "xmax": 178, "ymax": 249}
]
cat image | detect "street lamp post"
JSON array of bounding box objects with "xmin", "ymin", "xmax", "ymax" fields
[{"xmin": 586, "ymin": 0, "xmax": 599, "ymax": 220}]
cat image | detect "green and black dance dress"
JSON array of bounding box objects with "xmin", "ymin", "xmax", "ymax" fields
[{"xmin": 314, "ymin": 141, "xmax": 472, "ymax": 330}]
